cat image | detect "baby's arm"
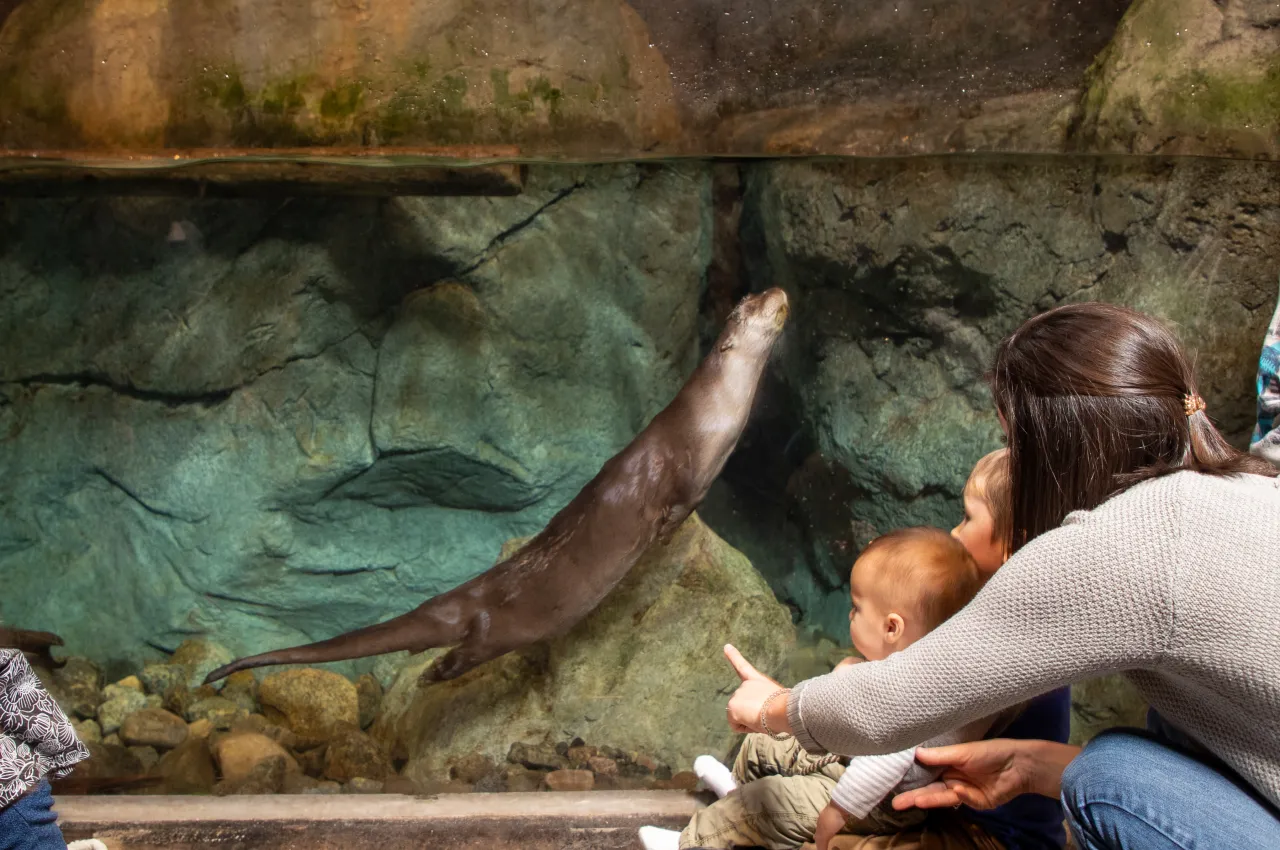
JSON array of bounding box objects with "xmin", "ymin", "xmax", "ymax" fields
[
  {"xmin": 815, "ymin": 749, "xmax": 917, "ymax": 850},
  {"xmin": 815, "ymin": 707, "xmax": 1011, "ymax": 848},
  {"xmin": 827, "ymin": 748, "xmax": 918, "ymax": 818}
]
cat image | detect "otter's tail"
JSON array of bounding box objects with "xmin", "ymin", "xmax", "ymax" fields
[{"xmin": 202, "ymin": 606, "xmax": 456, "ymax": 685}]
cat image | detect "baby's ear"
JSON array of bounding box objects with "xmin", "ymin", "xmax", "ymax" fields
[{"xmin": 884, "ymin": 612, "xmax": 907, "ymax": 644}]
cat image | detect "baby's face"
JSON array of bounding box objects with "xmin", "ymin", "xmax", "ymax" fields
[
  {"xmin": 847, "ymin": 558, "xmax": 897, "ymax": 662},
  {"xmin": 951, "ymin": 477, "xmax": 1004, "ymax": 577}
]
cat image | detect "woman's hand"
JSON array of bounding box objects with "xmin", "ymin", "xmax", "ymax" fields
[
  {"xmin": 833, "ymin": 656, "xmax": 862, "ymax": 671},
  {"xmin": 723, "ymin": 644, "xmax": 788, "ymax": 735},
  {"xmin": 890, "ymin": 739, "xmax": 1081, "ymax": 811}
]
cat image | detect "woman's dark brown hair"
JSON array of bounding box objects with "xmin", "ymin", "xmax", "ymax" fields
[{"xmin": 989, "ymin": 302, "xmax": 1277, "ymax": 552}]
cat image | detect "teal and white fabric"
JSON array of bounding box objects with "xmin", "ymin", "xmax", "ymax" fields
[{"xmin": 1252, "ymin": 279, "xmax": 1280, "ymax": 468}]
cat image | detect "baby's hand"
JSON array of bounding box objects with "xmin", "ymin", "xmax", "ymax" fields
[
  {"xmin": 833, "ymin": 656, "xmax": 862, "ymax": 671},
  {"xmin": 814, "ymin": 801, "xmax": 851, "ymax": 850}
]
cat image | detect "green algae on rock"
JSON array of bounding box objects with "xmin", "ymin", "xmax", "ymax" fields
[
  {"xmin": 1073, "ymin": 0, "xmax": 1280, "ymax": 158},
  {"xmin": 0, "ymin": 0, "xmax": 680, "ymax": 153}
]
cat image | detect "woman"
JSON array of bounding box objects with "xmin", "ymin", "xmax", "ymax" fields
[{"xmin": 725, "ymin": 303, "xmax": 1280, "ymax": 849}]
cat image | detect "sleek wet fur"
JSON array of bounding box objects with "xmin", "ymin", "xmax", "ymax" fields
[{"xmin": 204, "ymin": 289, "xmax": 790, "ymax": 686}]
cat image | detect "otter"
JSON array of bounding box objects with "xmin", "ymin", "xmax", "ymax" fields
[
  {"xmin": 205, "ymin": 288, "xmax": 790, "ymax": 686},
  {"xmin": 0, "ymin": 627, "xmax": 65, "ymax": 670}
]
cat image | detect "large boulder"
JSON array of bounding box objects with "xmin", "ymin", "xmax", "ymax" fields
[
  {"xmin": 729, "ymin": 155, "xmax": 1280, "ymax": 636},
  {"xmin": 0, "ymin": 0, "xmax": 679, "ymax": 154},
  {"xmin": 258, "ymin": 669, "xmax": 358, "ymax": 747},
  {"xmin": 1072, "ymin": 0, "xmax": 1280, "ymax": 159},
  {"xmin": 371, "ymin": 513, "xmax": 795, "ymax": 782},
  {"xmin": 0, "ymin": 163, "xmax": 710, "ymax": 675}
]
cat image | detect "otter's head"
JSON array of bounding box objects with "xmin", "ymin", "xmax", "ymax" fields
[{"xmin": 719, "ymin": 288, "xmax": 790, "ymax": 354}]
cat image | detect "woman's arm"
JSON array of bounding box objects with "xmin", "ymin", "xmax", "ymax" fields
[{"xmin": 779, "ymin": 482, "xmax": 1179, "ymax": 756}]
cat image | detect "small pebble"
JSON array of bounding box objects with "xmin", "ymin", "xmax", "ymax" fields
[
  {"xmin": 544, "ymin": 769, "xmax": 594, "ymax": 792},
  {"xmin": 587, "ymin": 756, "xmax": 618, "ymax": 776},
  {"xmin": 345, "ymin": 777, "xmax": 384, "ymax": 794}
]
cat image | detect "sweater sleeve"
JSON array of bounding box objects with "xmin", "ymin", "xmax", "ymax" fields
[{"xmin": 787, "ymin": 478, "xmax": 1180, "ymax": 756}]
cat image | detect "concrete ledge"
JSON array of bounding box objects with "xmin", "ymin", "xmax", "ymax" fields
[{"xmin": 56, "ymin": 791, "xmax": 702, "ymax": 850}]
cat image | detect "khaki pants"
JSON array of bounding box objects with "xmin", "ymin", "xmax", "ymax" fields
[{"xmin": 679, "ymin": 734, "xmax": 1003, "ymax": 850}]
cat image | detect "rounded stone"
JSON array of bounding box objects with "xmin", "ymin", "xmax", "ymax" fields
[
  {"xmin": 71, "ymin": 718, "xmax": 101, "ymax": 745},
  {"xmin": 258, "ymin": 669, "xmax": 358, "ymax": 746},
  {"xmin": 220, "ymin": 671, "xmax": 260, "ymax": 713},
  {"xmin": 356, "ymin": 674, "xmax": 382, "ymax": 730},
  {"xmin": 155, "ymin": 737, "xmax": 217, "ymax": 794},
  {"xmin": 323, "ymin": 723, "xmax": 391, "ymax": 783},
  {"xmin": 139, "ymin": 663, "xmax": 187, "ymax": 697},
  {"xmin": 170, "ymin": 640, "xmax": 236, "ymax": 691},
  {"xmin": 212, "ymin": 731, "xmax": 300, "ymax": 783},
  {"xmin": 544, "ymin": 769, "xmax": 594, "ymax": 792},
  {"xmin": 214, "ymin": 754, "xmax": 288, "ymax": 795},
  {"xmin": 345, "ymin": 777, "xmax": 384, "ymax": 794},
  {"xmin": 185, "ymin": 696, "xmax": 248, "ymax": 730},
  {"xmin": 119, "ymin": 708, "xmax": 189, "ymax": 750},
  {"xmin": 97, "ymin": 685, "xmax": 150, "ymax": 736}
]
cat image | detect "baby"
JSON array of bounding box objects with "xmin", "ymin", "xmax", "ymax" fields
[{"xmin": 640, "ymin": 450, "xmax": 1013, "ymax": 850}]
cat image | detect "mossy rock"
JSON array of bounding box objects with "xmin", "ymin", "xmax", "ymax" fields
[
  {"xmin": 1072, "ymin": 0, "xmax": 1280, "ymax": 157},
  {"xmin": 0, "ymin": 0, "xmax": 679, "ymax": 153}
]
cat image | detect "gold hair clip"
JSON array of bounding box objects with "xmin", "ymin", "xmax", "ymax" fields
[{"xmin": 1184, "ymin": 393, "xmax": 1206, "ymax": 417}]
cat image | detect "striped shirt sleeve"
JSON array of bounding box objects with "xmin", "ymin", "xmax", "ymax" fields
[{"xmin": 828, "ymin": 747, "xmax": 918, "ymax": 817}]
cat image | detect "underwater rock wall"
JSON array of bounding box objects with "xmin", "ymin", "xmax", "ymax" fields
[
  {"xmin": 0, "ymin": 163, "xmax": 711, "ymax": 676},
  {"xmin": 725, "ymin": 155, "xmax": 1280, "ymax": 631},
  {"xmin": 2, "ymin": 155, "xmax": 1278, "ymax": 682}
]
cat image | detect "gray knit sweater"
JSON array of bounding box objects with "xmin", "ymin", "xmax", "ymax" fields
[{"xmin": 786, "ymin": 470, "xmax": 1280, "ymax": 809}]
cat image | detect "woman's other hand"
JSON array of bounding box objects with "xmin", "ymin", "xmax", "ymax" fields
[
  {"xmin": 890, "ymin": 739, "xmax": 1082, "ymax": 811},
  {"xmin": 723, "ymin": 644, "xmax": 788, "ymax": 735}
]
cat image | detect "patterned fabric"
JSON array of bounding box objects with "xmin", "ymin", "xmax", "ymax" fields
[
  {"xmin": 1253, "ymin": 288, "xmax": 1280, "ymax": 447},
  {"xmin": 0, "ymin": 650, "xmax": 88, "ymax": 809}
]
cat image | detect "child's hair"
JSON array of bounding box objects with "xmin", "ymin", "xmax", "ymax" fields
[
  {"xmin": 970, "ymin": 448, "xmax": 1012, "ymax": 555},
  {"xmin": 857, "ymin": 527, "xmax": 983, "ymax": 630}
]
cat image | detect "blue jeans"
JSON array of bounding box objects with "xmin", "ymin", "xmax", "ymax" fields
[
  {"xmin": 0, "ymin": 782, "xmax": 67, "ymax": 850},
  {"xmin": 1062, "ymin": 719, "xmax": 1280, "ymax": 849}
]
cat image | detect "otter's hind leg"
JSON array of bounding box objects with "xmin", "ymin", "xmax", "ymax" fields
[{"xmin": 417, "ymin": 611, "xmax": 511, "ymax": 685}]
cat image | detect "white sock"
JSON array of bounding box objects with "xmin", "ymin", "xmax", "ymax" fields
[
  {"xmin": 694, "ymin": 754, "xmax": 738, "ymax": 798},
  {"xmin": 638, "ymin": 825, "xmax": 682, "ymax": 850},
  {"xmin": 67, "ymin": 841, "xmax": 108, "ymax": 850}
]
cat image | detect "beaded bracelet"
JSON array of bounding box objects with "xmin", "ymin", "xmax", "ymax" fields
[{"xmin": 760, "ymin": 687, "xmax": 792, "ymax": 740}]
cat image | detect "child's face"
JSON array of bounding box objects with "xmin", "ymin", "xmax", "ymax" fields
[
  {"xmin": 951, "ymin": 476, "xmax": 1004, "ymax": 578},
  {"xmin": 847, "ymin": 557, "xmax": 915, "ymax": 662}
]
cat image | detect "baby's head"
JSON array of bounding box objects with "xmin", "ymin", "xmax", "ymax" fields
[
  {"xmin": 847, "ymin": 527, "xmax": 983, "ymax": 662},
  {"xmin": 951, "ymin": 448, "xmax": 1011, "ymax": 578}
]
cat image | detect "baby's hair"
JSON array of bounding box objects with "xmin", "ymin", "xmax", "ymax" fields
[
  {"xmin": 969, "ymin": 448, "xmax": 1012, "ymax": 556},
  {"xmin": 857, "ymin": 527, "xmax": 983, "ymax": 630}
]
